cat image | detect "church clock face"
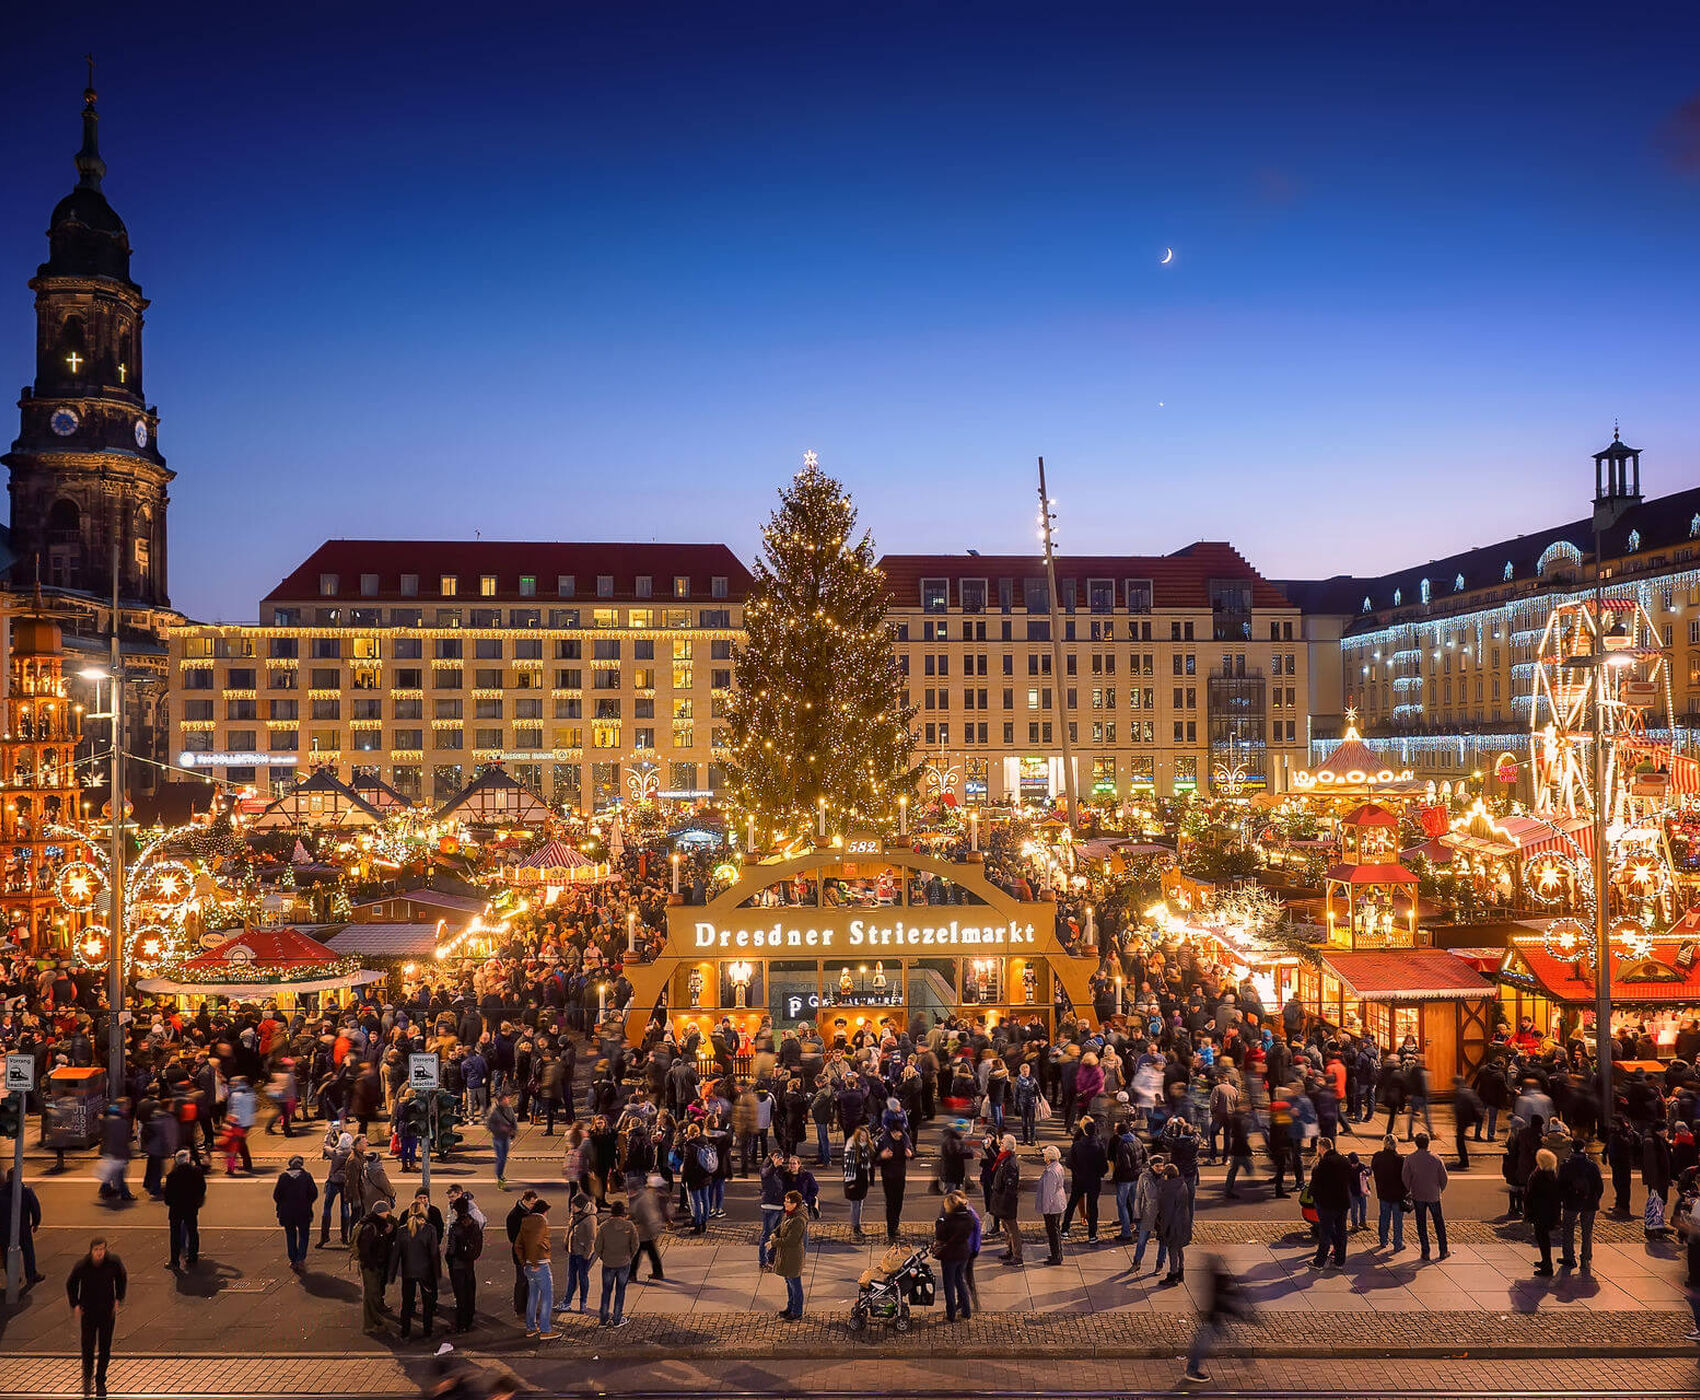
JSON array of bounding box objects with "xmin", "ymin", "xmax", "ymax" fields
[
  {"xmin": 133, "ymin": 419, "xmax": 149, "ymax": 448},
  {"xmin": 50, "ymin": 407, "xmax": 79, "ymax": 436}
]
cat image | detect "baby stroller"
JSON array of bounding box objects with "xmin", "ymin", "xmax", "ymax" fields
[{"xmin": 848, "ymin": 1245, "xmax": 936, "ymax": 1333}]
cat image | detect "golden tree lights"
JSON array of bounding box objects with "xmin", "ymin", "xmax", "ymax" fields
[{"xmin": 723, "ymin": 452, "xmax": 919, "ymax": 833}]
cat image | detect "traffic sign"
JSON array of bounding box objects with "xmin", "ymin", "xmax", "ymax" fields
[
  {"xmin": 408, "ymin": 1053, "xmax": 440, "ymax": 1091},
  {"xmin": 3, "ymin": 1056, "xmax": 33, "ymax": 1093}
]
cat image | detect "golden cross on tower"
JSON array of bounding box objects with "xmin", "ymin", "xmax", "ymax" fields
[{"xmin": 65, "ymin": 351, "xmax": 83, "ymax": 373}]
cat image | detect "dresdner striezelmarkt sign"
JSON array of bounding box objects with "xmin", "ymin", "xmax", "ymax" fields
[
  {"xmin": 687, "ymin": 914, "xmax": 1041, "ymax": 951},
  {"xmin": 621, "ymin": 847, "xmax": 1097, "ymax": 1039}
]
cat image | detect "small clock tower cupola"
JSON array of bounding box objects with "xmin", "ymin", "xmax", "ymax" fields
[{"xmin": 5, "ymin": 66, "xmax": 172, "ymax": 609}]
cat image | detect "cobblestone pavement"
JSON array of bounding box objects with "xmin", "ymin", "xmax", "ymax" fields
[{"xmin": 3, "ymin": 1352, "xmax": 1700, "ymax": 1398}]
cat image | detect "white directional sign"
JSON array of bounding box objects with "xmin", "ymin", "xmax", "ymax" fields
[
  {"xmin": 408, "ymin": 1053, "xmax": 440, "ymax": 1091},
  {"xmin": 4, "ymin": 1055, "xmax": 34, "ymax": 1093}
]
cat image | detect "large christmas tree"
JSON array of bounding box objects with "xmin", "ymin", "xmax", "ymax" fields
[{"xmin": 725, "ymin": 453, "xmax": 919, "ymax": 836}]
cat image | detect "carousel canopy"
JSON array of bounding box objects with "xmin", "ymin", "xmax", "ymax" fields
[
  {"xmin": 250, "ymin": 769, "xmax": 383, "ymax": 831},
  {"xmin": 1339, "ymin": 803, "xmax": 1399, "ymax": 829},
  {"xmin": 137, "ymin": 925, "xmax": 384, "ymax": 997},
  {"xmin": 436, "ymin": 765, "xmax": 551, "ymax": 827},
  {"xmin": 516, "ymin": 839, "xmax": 594, "ymax": 871},
  {"xmin": 1325, "ymin": 862, "xmax": 1419, "ymax": 886}
]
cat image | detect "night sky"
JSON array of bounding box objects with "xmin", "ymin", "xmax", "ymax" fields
[{"xmin": 4, "ymin": 2, "xmax": 1698, "ymax": 622}]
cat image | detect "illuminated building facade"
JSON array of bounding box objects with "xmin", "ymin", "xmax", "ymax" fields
[
  {"xmin": 1, "ymin": 610, "xmax": 87, "ymax": 948},
  {"xmin": 168, "ymin": 541, "xmax": 749, "ymax": 812},
  {"xmin": 879, "ymin": 543, "xmax": 1309, "ymax": 802},
  {"xmin": 1288, "ymin": 437, "xmax": 1700, "ymax": 796}
]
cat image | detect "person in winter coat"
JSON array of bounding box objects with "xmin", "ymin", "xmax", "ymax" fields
[
  {"xmin": 1370, "ymin": 1135, "xmax": 1407, "ymax": 1250},
  {"xmin": 1012, "ymin": 1063, "xmax": 1041, "ymax": 1145},
  {"xmin": 66, "ymin": 1238, "xmax": 127, "ymax": 1397},
  {"xmin": 352, "ymin": 1204, "xmax": 398, "ymax": 1335},
  {"xmin": 141, "ymin": 1106, "xmax": 178, "ymax": 1199},
  {"xmin": 842, "ymin": 1127, "xmax": 873, "ymax": 1237},
  {"xmin": 1525, "ymin": 1147, "xmax": 1562, "ymax": 1276},
  {"xmin": 933, "ymin": 1191, "xmax": 977, "ymax": 1322},
  {"xmin": 1036, "ymin": 1144, "xmax": 1067, "ymax": 1265},
  {"xmin": 486, "ymin": 1093, "xmax": 519, "ymax": 1187},
  {"xmin": 874, "ymin": 1124, "xmax": 914, "ymax": 1244},
  {"xmin": 1061, "ymin": 1117, "xmax": 1108, "ymax": 1242},
  {"xmin": 1129, "ymin": 1152, "xmax": 1168, "ymax": 1272},
  {"xmin": 1643, "ymin": 1121, "xmax": 1674, "ymax": 1221},
  {"xmin": 444, "ymin": 1194, "xmax": 484, "ymax": 1331},
  {"xmin": 320, "ymin": 1132, "xmax": 354, "ymax": 1247},
  {"xmin": 1557, "ymin": 1135, "xmax": 1603, "ymax": 1273},
  {"xmin": 988, "ymin": 1135, "xmax": 1023, "ymax": 1266},
  {"xmin": 1506, "ymin": 1116, "xmax": 1540, "ymax": 1217},
  {"xmin": 390, "ymin": 1198, "xmax": 443, "ymax": 1340},
  {"xmin": 1451, "ymin": 1076, "xmax": 1484, "ymax": 1169},
  {"xmin": 768, "ymin": 1191, "xmax": 809, "ymax": 1321},
  {"xmin": 1153, "ymin": 1163, "xmax": 1194, "ymax": 1286},
  {"xmin": 628, "ymin": 1175, "xmax": 670, "ymax": 1282},
  {"xmin": 560, "ymin": 1196, "xmax": 598, "ymax": 1312},
  {"xmin": 593, "ymin": 1201, "xmax": 641, "ymax": 1327},
  {"xmin": 272, "ymin": 1155, "xmax": 318, "ymax": 1270},
  {"xmin": 162, "ymin": 1151, "xmax": 206, "ymax": 1269},
  {"xmin": 1308, "ymin": 1139, "xmax": 1353, "ymax": 1268},
  {"xmin": 1111, "ymin": 1122, "xmax": 1147, "ymax": 1241}
]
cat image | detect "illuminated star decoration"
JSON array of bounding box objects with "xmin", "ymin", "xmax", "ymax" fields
[{"xmin": 802, "ymin": 449, "xmax": 819, "ymax": 470}]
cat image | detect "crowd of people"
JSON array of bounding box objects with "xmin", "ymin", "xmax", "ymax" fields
[{"xmin": 6, "ymin": 826, "xmax": 1700, "ymax": 1390}]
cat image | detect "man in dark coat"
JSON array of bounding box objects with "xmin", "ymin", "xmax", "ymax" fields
[
  {"xmin": 162, "ymin": 1151, "xmax": 207, "ymax": 1269},
  {"xmin": 67, "ymin": 1237, "xmax": 127, "ymax": 1398},
  {"xmin": 1308, "ymin": 1138, "xmax": 1354, "ymax": 1268},
  {"xmin": 272, "ymin": 1155, "xmax": 319, "ymax": 1270}
]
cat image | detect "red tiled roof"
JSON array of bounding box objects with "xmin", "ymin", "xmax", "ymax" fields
[
  {"xmin": 1319, "ymin": 949, "xmax": 1492, "ymax": 1000},
  {"xmin": 1340, "ymin": 803, "xmax": 1399, "ymax": 829},
  {"xmin": 265, "ymin": 541, "xmax": 754, "ymax": 606},
  {"xmin": 181, "ymin": 926, "xmax": 339, "ymax": 971},
  {"xmin": 1509, "ymin": 939, "xmax": 1700, "ymax": 1005},
  {"xmin": 876, "ymin": 542, "xmax": 1292, "ymax": 610}
]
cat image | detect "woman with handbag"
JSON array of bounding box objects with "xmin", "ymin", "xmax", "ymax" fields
[{"xmin": 842, "ymin": 1126, "xmax": 873, "ymax": 1238}]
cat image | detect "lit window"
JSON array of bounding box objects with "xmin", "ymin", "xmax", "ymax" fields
[
  {"xmin": 440, "ymin": 575, "xmax": 458, "ymax": 597},
  {"xmin": 480, "ymin": 575, "xmax": 497, "ymax": 597},
  {"xmin": 673, "ymin": 576, "xmax": 690, "ymax": 598}
]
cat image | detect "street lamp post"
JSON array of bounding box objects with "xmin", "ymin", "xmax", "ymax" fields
[{"xmin": 80, "ymin": 656, "xmax": 124, "ymax": 1095}]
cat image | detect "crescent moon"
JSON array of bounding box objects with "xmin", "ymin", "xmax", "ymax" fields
[{"xmin": 1160, "ymin": 247, "xmax": 1174, "ymax": 265}]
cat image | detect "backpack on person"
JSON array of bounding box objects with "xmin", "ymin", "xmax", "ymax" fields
[
  {"xmin": 355, "ymin": 1218, "xmax": 391, "ymax": 1270},
  {"xmin": 697, "ymin": 1142, "xmax": 719, "ymax": 1175}
]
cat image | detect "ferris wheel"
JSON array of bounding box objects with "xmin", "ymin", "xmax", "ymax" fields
[{"xmin": 1529, "ymin": 595, "xmax": 1674, "ymax": 828}]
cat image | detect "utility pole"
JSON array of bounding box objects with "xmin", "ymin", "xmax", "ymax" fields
[
  {"xmin": 1036, "ymin": 458, "xmax": 1078, "ymax": 827},
  {"xmin": 107, "ymin": 538, "xmax": 125, "ymax": 1094},
  {"xmin": 1589, "ymin": 430, "xmax": 1640, "ymax": 1134}
]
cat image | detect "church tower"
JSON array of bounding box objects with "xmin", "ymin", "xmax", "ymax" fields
[{"xmin": 4, "ymin": 71, "xmax": 172, "ymax": 608}]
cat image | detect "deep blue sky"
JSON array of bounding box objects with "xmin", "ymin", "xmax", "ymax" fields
[{"xmin": 5, "ymin": 2, "xmax": 1699, "ymax": 621}]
